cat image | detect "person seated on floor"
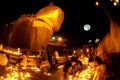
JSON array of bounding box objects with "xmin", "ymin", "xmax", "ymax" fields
[
  {"xmin": 88, "ymin": 57, "xmax": 95, "ymax": 68},
  {"xmin": 40, "ymin": 57, "xmax": 51, "ymax": 73},
  {"xmin": 63, "ymin": 57, "xmax": 82, "ymax": 78},
  {"xmin": 74, "ymin": 60, "xmax": 83, "ymax": 73}
]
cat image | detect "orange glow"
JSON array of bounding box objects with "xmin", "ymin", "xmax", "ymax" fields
[
  {"xmin": 36, "ymin": 3, "xmax": 64, "ymax": 32},
  {"xmin": 58, "ymin": 37, "xmax": 62, "ymax": 41},
  {"xmin": 98, "ymin": 21, "xmax": 120, "ymax": 54},
  {"xmin": 95, "ymin": 1, "xmax": 99, "ymax": 6},
  {"xmin": 115, "ymin": 0, "xmax": 119, "ymax": 3}
]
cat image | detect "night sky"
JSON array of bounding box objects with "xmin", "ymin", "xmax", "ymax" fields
[{"xmin": 0, "ymin": 0, "xmax": 120, "ymax": 45}]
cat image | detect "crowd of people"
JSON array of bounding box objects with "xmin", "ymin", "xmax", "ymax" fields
[
  {"xmin": 1, "ymin": 45, "xmax": 120, "ymax": 80},
  {"xmin": 37, "ymin": 46, "xmax": 111, "ymax": 80}
]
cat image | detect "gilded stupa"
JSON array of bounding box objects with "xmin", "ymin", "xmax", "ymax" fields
[{"xmin": 5, "ymin": 2, "xmax": 64, "ymax": 52}]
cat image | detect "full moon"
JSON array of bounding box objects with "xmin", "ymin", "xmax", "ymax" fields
[{"xmin": 83, "ymin": 24, "xmax": 91, "ymax": 31}]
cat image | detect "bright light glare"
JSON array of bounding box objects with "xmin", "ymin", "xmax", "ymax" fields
[
  {"xmin": 88, "ymin": 40, "xmax": 92, "ymax": 43},
  {"xmin": 95, "ymin": 38, "xmax": 100, "ymax": 43},
  {"xmin": 113, "ymin": 2, "xmax": 117, "ymax": 6},
  {"xmin": 58, "ymin": 37, "xmax": 62, "ymax": 41},
  {"xmin": 95, "ymin": 1, "xmax": 99, "ymax": 6},
  {"xmin": 52, "ymin": 36, "xmax": 56, "ymax": 40},
  {"xmin": 115, "ymin": 0, "xmax": 119, "ymax": 3}
]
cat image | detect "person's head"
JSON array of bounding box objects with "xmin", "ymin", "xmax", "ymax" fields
[
  {"xmin": 94, "ymin": 56, "xmax": 103, "ymax": 65},
  {"xmin": 71, "ymin": 61, "xmax": 76, "ymax": 66},
  {"xmin": 77, "ymin": 60, "xmax": 82, "ymax": 66},
  {"xmin": 70, "ymin": 57, "xmax": 78, "ymax": 66},
  {"xmin": 89, "ymin": 57, "xmax": 94, "ymax": 62},
  {"xmin": 54, "ymin": 51, "xmax": 58, "ymax": 54},
  {"xmin": 88, "ymin": 57, "xmax": 95, "ymax": 66},
  {"xmin": 75, "ymin": 61, "xmax": 82, "ymax": 70},
  {"xmin": 81, "ymin": 53, "xmax": 85, "ymax": 58}
]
